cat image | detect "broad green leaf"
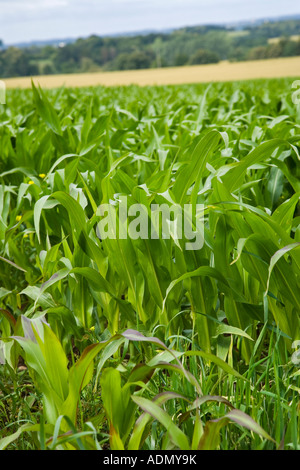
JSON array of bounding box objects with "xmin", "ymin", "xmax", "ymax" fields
[{"xmin": 132, "ymin": 396, "xmax": 190, "ymax": 450}]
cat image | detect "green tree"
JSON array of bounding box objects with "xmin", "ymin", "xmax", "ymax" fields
[
  {"xmin": 189, "ymin": 49, "xmax": 220, "ymax": 65},
  {"xmin": 247, "ymin": 46, "xmax": 268, "ymax": 60},
  {"xmin": 42, "ymin": 63, "xmax": 56, "ymax": 75},
  {"xmin": 174, "ymin": 53, "xmax": 189, "ymax": 66},
  {"xmin": 114, "ymin": 51, "xmax": 153, "ymax": 70},
  {"xmin": 0, "ymin": 47, "xmax": 39, "ymax": 77}
]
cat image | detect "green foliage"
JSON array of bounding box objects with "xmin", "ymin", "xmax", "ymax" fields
[
  {"xmin": 189, "ymin": 49, "xmax": 220, "ymax": 65},
  {"xmin": 1, "ymin": 19, "xmax": 300, "ymax": 77},
  {"xmin": 0, "ymin": 78, "xmax": 300, "ymax": 450},
  {"xmin": 248, "ymin": 38, "xmax": 300, "ymax": 60},
  {"xmin": 112, "ymin": 51, "xmax": 154, "ymax": 71}
]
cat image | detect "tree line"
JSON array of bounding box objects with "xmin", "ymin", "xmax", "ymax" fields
[{"xmin": 0, "ymin": 19, "xmax": 300, "ymax": 78}]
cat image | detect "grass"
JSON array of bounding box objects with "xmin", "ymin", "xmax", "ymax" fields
[
  {"xmin": 3, "ymin": 57, "xmax": 300, "ymax": 89},
  {"xmin": 0, "ymin": 78, "xmax": 300, "ymax": 450}
]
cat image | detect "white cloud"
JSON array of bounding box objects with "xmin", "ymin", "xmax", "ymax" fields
[
  {"xmin": 0, "ymin": 0, "xmax": 68, "ymax": 11},
  {"xmin": 0, "ymin": 0, "xmax": 299, "ymax": 44}
]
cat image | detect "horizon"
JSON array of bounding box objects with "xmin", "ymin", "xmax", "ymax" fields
[
  {"xmin": 5, "ymin": 13, "xmax": 300, "ymax": 48},
  {"xmin": 0, "ymin": 0, "xmax": 299, "ymax": 45}
]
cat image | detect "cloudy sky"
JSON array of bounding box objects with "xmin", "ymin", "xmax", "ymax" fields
[{"xmin": 0, "ymin": 0, "xmax": 299, "ymax": 45}]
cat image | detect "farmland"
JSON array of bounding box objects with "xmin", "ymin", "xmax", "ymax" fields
[
  {"xmin": 0, "ymin": 77, "xmax": 300, "ymax": 450},
  {"xmin": 4, "ymin": 57, "xmax": 300, "ymax": 89}
]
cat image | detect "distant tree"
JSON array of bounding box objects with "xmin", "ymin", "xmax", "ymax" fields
[
  {"xmin": 228, "ymin": 47, "xmax": 247, "ymax": 62},
  {"xmin": 0, "ymin": 47, "xmax": 38, "ymax": 77},
  {"xmin": 53, "ymin": 44, "xmax": 81, "ymax": 73},
  {"xmin": 174, "ymin": 53, "xmax": 189, "ymax": 66},
  {"xmin": 1, "ymin": 19, "xmax": 300, "ymax": 77},
  {"xmin": 247, "ymin": 46, "xmax": 268, "ymax": 60},
  {"xmin": 189, "ymin": 49, "xmax": 220, "ymax": 65},
  {"xmin": 115, "ymin": 51, "xmax": 153, "ymax": 70},
  {"xmin": 295, "ymin": 40, "xmax": 300, "ymax": 56},
  {"xmin": 153, "ymin": 38, "xmax": 163, "ymax": 68},
  {"xmin": 42, "ymin": 63, "xmax": 55, "ymax": 75},
  {"xmin": 80, "ymin": 57, "xmax": 100, "ymax": 73},
  {"xmin": 279, "ymin": 38, "xmax": 299, "ymax": 57},
  {"xmin": 267, "ymin": 43, "xmax": 283, "ymax": 58}
]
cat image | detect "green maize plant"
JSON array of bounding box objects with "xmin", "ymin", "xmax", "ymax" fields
[{"xmin": 0, "ymin": 78, "xmax": 300, "ymax": 450}]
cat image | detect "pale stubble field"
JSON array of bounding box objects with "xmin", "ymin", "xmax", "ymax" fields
[{"xmin": 4, "ymin": 56, "xmax": 300, "ymax": 88}]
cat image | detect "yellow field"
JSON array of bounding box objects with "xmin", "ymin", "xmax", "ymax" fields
[
  {"xmin": 268, "ymin": 35, "xmax": 300, "ymax": 44},
  {"xmin": 4, "ymin": 57, "xmax": 300, "ymax": 89}
]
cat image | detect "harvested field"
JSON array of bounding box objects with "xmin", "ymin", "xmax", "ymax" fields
[{"xmin": 3, "ymin": 57, "xmax": 300, "ymax": 89}]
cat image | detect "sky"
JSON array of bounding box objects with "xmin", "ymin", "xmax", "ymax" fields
[{"xmin": 0, "ymin": 0, "xmax": 299, "ymax": 45}]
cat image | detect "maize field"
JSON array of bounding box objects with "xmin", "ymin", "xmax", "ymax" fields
[{"xmin": 0, "ymin": 78, "xmax": 300, "ymax": 450}]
